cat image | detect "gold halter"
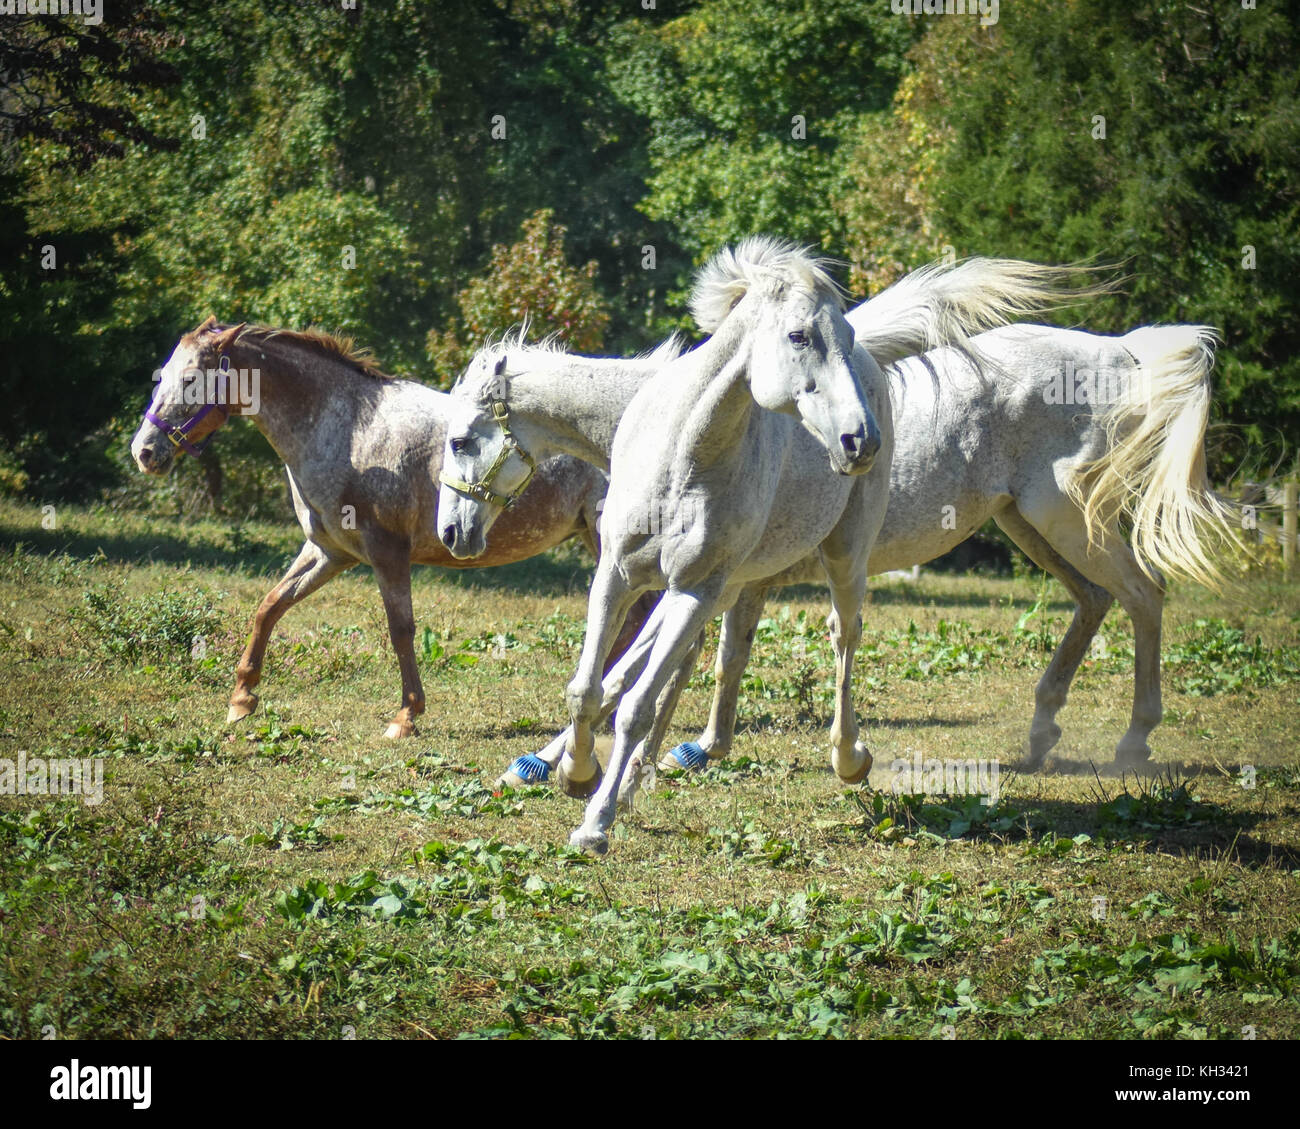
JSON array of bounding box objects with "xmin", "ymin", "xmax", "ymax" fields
[{"xmin": 438, "ymin": 398, "xmax": 537, "ymax": 509}]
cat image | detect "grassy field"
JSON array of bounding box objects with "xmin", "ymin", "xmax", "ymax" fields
[{"xmin": 1, "ymin": 498, "xmax": 1298, "ymax": 1040}]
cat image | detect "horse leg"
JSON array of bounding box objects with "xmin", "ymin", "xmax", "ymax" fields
[
  {"xmin": 571, "ymin": 585, "xmax": 723, "ymax": 855},
  {"xmin": 577, "ymin": 476, "xmax": 660, "ymax": 677},
  {"xmin": 604, "ymin": 591, "xmax": 660, "ymax": 675},
  {"xmin": 509, "ymin": 610, "xmax": 697, "ymax": 800},
  {"xmin": 618, "ymin": 579, "xmax": 770, "ymax": 796},
  {"xmin": 498, "ymin": 597, "xmax": 669, "ymax": 790},
  {"xmin": 617, "ymin": 628, "xmax": 704, "ymax": 808},
  {"xmin": 558, "ymin": 558, "xmax": 644, "ymax": 797},
  {"xmin": 368, "ymin": 542, "xmax": 424, "ymax": 739},
  {"xmin": 994, "ymin": 507, "xmax": 1114, "ymax": 769},
  {"xmin": 1015, "ymin": 495, "xmax": 1166, "ymax": 768},
  {"xmin": 822, "ymin": 563, "xmax": 872, "ymax": 784},
  {"xmin": 650, "ymin": 581, "xmax": 767, "ymax": 772},
  {"xmin": 227, "ymin": 540, "xmax": 352, "ymax": 723},
  {"xmin": 697, "ymin": 582, "xmax": 768, "ymax": 761}
]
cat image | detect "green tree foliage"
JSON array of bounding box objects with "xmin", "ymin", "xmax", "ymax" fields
[
  {"xmin": 837, "ymin": 1, "xmax": 1299, "ymax": 474},
  {"xmin": 1, "ymin": 0, "xmax": 1295, "ymax": 504},
  {"xmin": 427, "ymin": 210, "xmax": 611, "ymax": 383},
  {"xmin": 607, "ymin": 0, "xmax": 918, "ymax": 273},
  {"xmin": 0, "ymin": 2, "xmax": 189, "ymax": 496}
]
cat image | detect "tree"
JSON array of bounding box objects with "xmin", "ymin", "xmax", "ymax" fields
[
  {"xmin": 606, "ymin": 0, "xmax": 918, "ymax": 289},
  {"xmin": 0, "ymin": 3, "xmax": 190, "ymax": 497},
  {"xmin": 833, "ymin": 1, "xmax": 1300, "ymax": 476},
  {"xmin": 426, "ymin": 209, "xmax": 611, "ymax": 382}
]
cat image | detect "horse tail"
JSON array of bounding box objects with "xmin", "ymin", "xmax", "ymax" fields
[
  {"xmin": 848, "ymin": 258, "xmax": 1115, "ymax": 367},
  {"xmin": 1068, "ymin": 325, "xmax": 1236, "ymax": 591}
]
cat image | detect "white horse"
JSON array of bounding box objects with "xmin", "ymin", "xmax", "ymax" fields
[
  {"xmin": 686, "ymin": 320, "xmax": 1233, "ymax": 774},
  {"xmin": 437, "ymin": 256, "xmax": 1136, "ymax": 788},
  {"xmin": 449, "ymin": 238, "xmax": 893, "ymax": 853}
]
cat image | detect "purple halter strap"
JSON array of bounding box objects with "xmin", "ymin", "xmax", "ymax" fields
[{"xmin": 143, "ymin": 355, "xmax": 232, "ymax": 458}]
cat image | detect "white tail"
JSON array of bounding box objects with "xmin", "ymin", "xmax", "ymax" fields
[
  {"xmin": 1069, "ymin": 325, "xmax": 1236, "ymax": 590},
  {"xmin": 847, "ymin": 258, "xmax": 1115, "ymax": 367}
]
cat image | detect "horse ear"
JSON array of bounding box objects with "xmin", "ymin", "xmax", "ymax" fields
[
  {"xmin": 197, "ymin": 315, "xmax": 218, "ymax": 333},
  {"xmin": 494, "ymin": 356, "xmax": 507, "ymax": 377},
  {"xmin": 212, "ymin": 322, "xmax": 247, "ymax": 353}
]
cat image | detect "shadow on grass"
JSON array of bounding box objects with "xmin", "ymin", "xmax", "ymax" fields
[
  {"xmin": 1, "ymin": 516, "xmax": 600, "ymax": 598},
  {"xmin": 779, "ymin": 581, "xmax": 1077, "ymax": 614},
  {"xmin": 850, "ymin": 772, "xmax": 1300, "ymax": 869},
  {"xmin": 3, "ymin": 506, "xmax": 1073, "ymax": 608},
  {"xmin": 419, "ymin": 547, "xmax": 596, "ymax": 599},
  {"xmin": 0, "ymin": 518, "xmax": 300, "ymax": 576}
]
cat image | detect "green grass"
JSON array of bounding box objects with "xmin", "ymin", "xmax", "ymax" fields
[{"xmin": 1, "ymin": 498, "xmax": 1299, "ymax": 1040}]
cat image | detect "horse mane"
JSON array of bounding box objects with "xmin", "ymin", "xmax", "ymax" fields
[
  {"xmin": 689, "ymin": 236, "xmax": 847, "ymax": 334},
  {"xmin": 454, "ymin": 325, "xmax": 565, "ymax": 398},
  {"xmin": 186, "ymin": 316, "xmax": 392, "ymax": 380},
  {"xmin": 455, "ymin": 325, "xmax": 688, "ymax": 400}
]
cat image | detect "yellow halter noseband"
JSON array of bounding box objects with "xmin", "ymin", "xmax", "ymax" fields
[{"xmin": 438, "ymin": 398, "xmax": 537, "ymax": 509}]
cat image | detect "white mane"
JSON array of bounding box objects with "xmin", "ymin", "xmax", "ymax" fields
[
  {"xmin": 689, "ymin": 236, "xmax": 846, "ymax": 334},
  {"xmin": 457, "ymin": 325, "xmax": 688, "ymax": 402}
]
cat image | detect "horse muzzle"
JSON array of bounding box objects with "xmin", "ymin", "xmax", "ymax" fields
[
  {"xmin": 832, "ymin": 422, "xmax": 881, "ymax": 476},
  {"xmin": 132, "ymin": 440, "xmax": 173, "ymax": 476},
  {"xmin": 440, "ymin": 520, "xmax": 485, "ymax": 561}
]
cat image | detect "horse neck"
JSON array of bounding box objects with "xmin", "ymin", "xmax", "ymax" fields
[
  {"xmin": 234, "ymin": 339, "xmax": 360, "ymax": 469},
  {"xmin": 675, "ymin": 318, "xmax": 758, "ymax": 466},
  {"xmin": 508, "ymin": 355, "xmax": 658, "ymax": 471}
]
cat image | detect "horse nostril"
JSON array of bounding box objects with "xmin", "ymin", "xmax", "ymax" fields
[
  {"xmin": 440, "ymin": 525, "xmax": 457, "ymax": 550},
  {"xmin": 840, "ymin": 432, "xmax": 860, "ymax": 459},
  {"xmin": 138, "ymin": 447, "xmax": 154, "ymax": 468}
]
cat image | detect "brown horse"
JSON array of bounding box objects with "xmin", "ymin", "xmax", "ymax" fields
[{"xmin": 130, "ymin": 317, "xmax": 651, "ymax": 737}]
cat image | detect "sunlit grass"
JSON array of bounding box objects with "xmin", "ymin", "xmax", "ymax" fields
[{"xmin": 1, "ymin": 501, "xmax": 1298, "ymax": 1039}]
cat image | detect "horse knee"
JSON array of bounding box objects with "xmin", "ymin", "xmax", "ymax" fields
[
  {"xmin": 1134, "ymin": 701, "xmax": 1162, "ymax": 731},
  {"xmin": 566, "ymin": 678, "xmax": 600, "ymax": 725},
  {"xmin": 614, "ymin": 691, "xmax": 656, "ymax": 747},
  {"xmin": 826, "ymin": 609, "xmax": 861, "ymax": 652}
]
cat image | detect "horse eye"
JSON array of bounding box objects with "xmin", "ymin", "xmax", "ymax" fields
[
  {"xmin": 450, "ymin": 437, "xmax": 469, "ymax": 455},
  {"xmin": 788, "ymin": 330, "xmax": 810, "ymax": 348}
]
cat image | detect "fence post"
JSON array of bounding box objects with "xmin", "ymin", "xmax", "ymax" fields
[{"xmin": 1285, "ymin": 480, "xmax": 1298, "ymax": 581}]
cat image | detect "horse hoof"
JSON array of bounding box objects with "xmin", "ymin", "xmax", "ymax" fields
[
  {"xmin": 226, "ymin": 696, "xmax": 257, "ymax": 723},
  {"xmin": 1114, "ymin": 746, "xmax": 1154, "ymax": 771},
  {"xmin": 496, "ymin": 754, "xmax": 550, "ymax": 790},
  {"xmin": 657, "ymin": 741, "xmax": 709, "ymax": 773},
  {"xmin": 556, "ymin": 760, "xmax": 602, "ymax": 799},
  {"xmin": 836, "ymin": 745, "xmax": 873, "ymax": 785},
  {"xmin": 1023, "ymin": 725, "xmax": 1061, "ymax": 771},
  {"xmin": 569, "ymin": 828, "xmax": 609, "ymax": 857},
  {"xmin": 384, "ymin": 721, "xmax": 415, "ymax": 739}
]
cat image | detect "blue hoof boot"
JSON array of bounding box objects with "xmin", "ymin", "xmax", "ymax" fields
[
  {"xmin": 660, "ymin": 741, "xmax": 709, "ymax": 772},
  {"xmin": 498, "ymin": 754, "xmax": 550, "ymax": 789}
]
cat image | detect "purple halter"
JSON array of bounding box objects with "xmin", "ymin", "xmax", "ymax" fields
[{"xmin": 143, "ymin": 355, "xmax": 232, "ymax": 458}]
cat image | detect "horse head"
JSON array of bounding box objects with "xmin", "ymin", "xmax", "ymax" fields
[
  {"xmin": 438, "ymin": 349, "xmax": 538, "ymax": 559},
  {"xmin": 131, "ymin": 317, "xmax": 245, "ymax": 474},
  {"xmin": 690, "ymin": 237, "xmax": 881, "ymax": 476}
]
